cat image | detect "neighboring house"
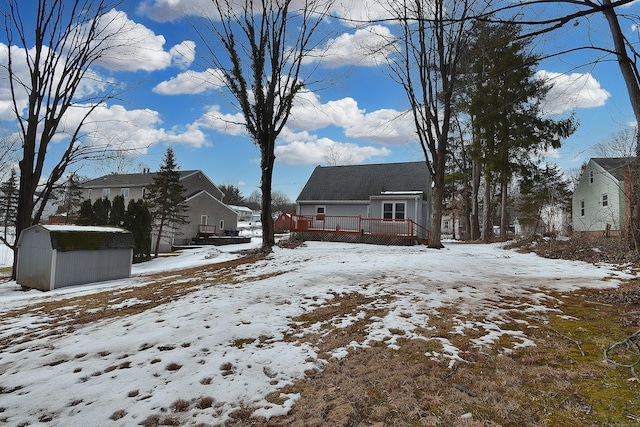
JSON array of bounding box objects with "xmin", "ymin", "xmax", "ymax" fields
[
  {"xmin": 572, "ymin": 157, "xmax": 632, "ymax": 236},
  {"xmin": 16, "ymin": 225, "xmax": 134, "ymax": 291},
  {"xmin": 80, "ymin": 170, "xmax": 238, "ymax": 251},
  {"xmin": 229, "ymin": 205, "xmax": 254, "ymax": 222},
  {"xmin": 295, "ymin": 162, "xmax": 432, "ymax": 244},
  {"xmin": 441, "ymin": 213, "xmax": 463, "ymax": 240}
]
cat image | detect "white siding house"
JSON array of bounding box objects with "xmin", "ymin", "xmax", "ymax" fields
[{"xmin": 572, "ymin": 158, "xmax": 630, "ymax": 235}]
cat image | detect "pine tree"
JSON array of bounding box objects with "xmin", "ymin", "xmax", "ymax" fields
[
  {"xmin": 59, "ymin": 173, "xmax": 84, "ymax": 220},
  {"xmin": 219, "ymin": 184, "xmax": 244, "ymax": 206},
  {"xmin": 76, "ymin": 199, "xmax": 94, "ymax": 225},
  {"xmin": 0, "ymin": 169, "xmax": 18, "ymax": 241},
  {"xmin": 124, "ymin": 199, "xmax": 152, "ymax": 262},
  {"xmin": 465, "ymin": 22, "xmax": 576, "ymax": 241},
  {"xmin": 146, "ymin": 148, "xmax": 188, "ymax": 257},
  {"xmin": 109, "ymin": 195, "xmax": 126, "ymax": 227},
  {"xmin": 92, "ymin": 197, "xmax": 111, "ymax": 225},
  {"xmin": 517, "ymin": 164, "xmax": 571, "ymax": 236}
]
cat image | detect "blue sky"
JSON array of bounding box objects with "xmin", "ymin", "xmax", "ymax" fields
[{"xmin": 0, "ymin": 0, "xmax": 638, "ymax": 201}]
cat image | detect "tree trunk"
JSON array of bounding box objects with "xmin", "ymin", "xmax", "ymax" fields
[
  {"xmin": 12, "ymin": 159, "xmax": 37, "ymax": 279},
  {"xmin": 602, "ymin": 0, "xmax": 640, "ymax": 250},
  {"xmin": 154, "ymin": 215, "xmax": 166, "ymax": 258},
  {"xmin": 500, "ymin": 178, "xmax": 508, "ymax": 242},
  {"xmin": 430, "ymin": 178, "xmax": 445, "ymax": 249},
  {"xmin": 470, "ymin": 158, "xmax": 481, "ymax": 240},
  {"xmin": 260, "ymin": 142, "xmax": 276, "ymax": 252},
  {"xmin": 482, "ymin": 173, "xmax": 493, "ymax": 242}
]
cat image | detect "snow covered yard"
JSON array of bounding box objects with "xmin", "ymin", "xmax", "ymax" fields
[{"xmin": 0, "ymin": 240, "xmax": 636, "ymax": 426}]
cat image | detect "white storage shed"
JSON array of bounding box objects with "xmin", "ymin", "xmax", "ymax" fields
[{"xmin": 16, "ymin": 225, "xmax": 135, "ymax": 291}]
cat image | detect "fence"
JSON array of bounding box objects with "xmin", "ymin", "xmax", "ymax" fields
[{"xmin": 290, "ymin": 214, "xmax": 430, "ymax": 246}]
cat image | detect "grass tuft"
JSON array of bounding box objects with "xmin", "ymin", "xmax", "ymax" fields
[
  {"xmin": 109, "ymin": 409, "xmax": 127, "ymax": 420},
  {"xmin": 166, "ymin": 362, "xmax": 182, "ymax": 371}
]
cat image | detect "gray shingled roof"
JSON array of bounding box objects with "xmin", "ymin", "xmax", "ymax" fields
[
  {"xmin": 297, "ymin": 162, "xmax": 431, "ymax": 202},
  {"xmin": 81, "ymin": 170, "xmax": 200, "ymax": 188},
  {"xmin": 592, "ymin": 158, "xmax": 635, "ymax": 181}
]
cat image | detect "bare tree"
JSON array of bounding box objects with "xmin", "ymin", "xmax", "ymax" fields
[
  {"xmin": 594, "ymin": 126, "xmax": 638, "ymax": 158},
  {"xmin": 195, "ymin": 0, "xmax": 332, "ymax": 252},
  {"xmin": 323, "ymin": 145, "xmax": 354, "ymax": 166},
  {"xmin": 2, "ymin": 0, "xmax": 133, "ymax": 277},
  {"xmin": 385, "ymin": 0, "xmax": 490, "ymax": 248}
]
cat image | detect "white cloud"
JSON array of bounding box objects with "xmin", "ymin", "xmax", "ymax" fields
[
  {"xmin": 304, "ymin": 26, "xmax": 396, "ymax": 68},
  {"xmin": 536, "ymin": 71, "xmax": 610, "ymax": 114},
  {"xmin": 138, "ymin": 0, "xmax": 337, "ymax": 22},
  {"xmin": 274, "ymin": 136, "xmax": 391, "ymax": 166},
  {"xmin": 137, "ymin": 0, "xmax": 219, "ymax": 22},
  {"xmin": 344, "ymin": 108, "xmax": 416, "ymax": 145},
  {"xmin": 0, "ymin": 44, "xmax": 112, "ymax": 121},
  {"xmin": 87, "ymin": 9, "xmax": 174, "ymax": 71},
  {"xmin": 330, "ymin": 0, "xmax": 396, "ymax": 25},
  {"xmin": 170, "ymin": 40, "xmax": 196, "ymax": 69},
  {"xmin": 196, "ymin": 105, "xmax": 247, "ymax": 136},
  {"xmin": 288, "ymin": 90, "xmax": 415, "ymax": 146},
  {"xmin": 51, "ymin": 103, "xmax": 209, "ymax": 152},
  {"xmin": 288, "ymin": 92, "xmax": 363, "ymax": 130},
  {"xmin": 153, "ymin": 69, "xmax": 226, "ymax": 95}
]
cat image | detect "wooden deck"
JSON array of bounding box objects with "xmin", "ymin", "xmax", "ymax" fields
[{"xmin": 289, "ymin": 214, "xmax": 430, "ymax": 246}]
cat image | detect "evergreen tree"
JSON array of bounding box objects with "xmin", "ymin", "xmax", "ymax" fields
[
  {"xmin": 92, "ymin": 197, "xmax": 111, "ymax": 225},
  {"xmin": 109, "ymin": 195, "xmax": 126, "ymax": 227},
  {"xmin": 465, "ymin": 22, "xmax": 576, "ymax": 241},
  {"xmin": 59, "ymin": 173, "xmax": 84, "ymax": 219},
  {"xmin": 124, "ymin": 199, "xmax": 152, "ymax": 262},
  {"xmin": 219, "ymin": 184, "xmax": 244, "ymax": 206},
  {"xmin": 0, "ymin": 169, "xmax": 18, "ymax": 241},
  {"xmin": 76, "ymin": 199, "xmax": 94, "ymax": 225},
  {"xmin": 517, "ymin": 164, "xmax": 571, "ymax": 236},
  {"xmin": 146, "ymin": 148, "xmax": 188, "ymax": 257}
]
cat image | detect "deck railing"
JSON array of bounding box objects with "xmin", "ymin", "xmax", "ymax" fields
[
  {"xmin": 198, "ymin": 224, "xmax": 217, "ymax": 236},
  {"xmin": 290, "ymin": 214, "xmax": 430, "ymax": 246}
]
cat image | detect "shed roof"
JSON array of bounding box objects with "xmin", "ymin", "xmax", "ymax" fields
[
  {"xmin": 297, "ymin": 162, "xmax": 431, "ymax": 202},
  {"xmin": 38, "ymin": 225, "xmax": 134, "ymax": 252},
  {"xmin": 592, "ymin": 157, "xmax": 635, "ymax": 182}
]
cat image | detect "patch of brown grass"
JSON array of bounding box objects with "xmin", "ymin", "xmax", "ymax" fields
[{"xmin": 109, "ymin": 409, "xmax": 127, "ymax": 420}]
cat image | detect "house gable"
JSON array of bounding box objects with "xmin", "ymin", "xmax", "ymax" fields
[{"xmin": 572, "ymin": 157, "xmax": 631, "ymax": 233}]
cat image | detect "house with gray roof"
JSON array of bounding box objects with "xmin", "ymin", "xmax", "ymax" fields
[
  {"xmin": 81, "ymin": 170, "xmax": 238, "ymax": 251},
  {"xmin": 572, "ymin": 157, "xmax": 633, "ymax": 236},
  {"xmin": 295, "ymin": 162, "xmax": 432, "ymax": 243}
]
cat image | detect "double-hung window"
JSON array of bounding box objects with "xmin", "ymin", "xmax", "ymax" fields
[
  {"xmin": 383, "ymin": 202, "xmax": 405, "ymax": 220},
  {"xmin": 102, "ymin": 188, "xmax": 110, "ymax": 199},
  {"xmin": 580, "ymin": 200, "xmax": 585, "ymax": 217},
  {"xmin": 601, "ymin": 193, "xmax": 608, "ymax": 208}
]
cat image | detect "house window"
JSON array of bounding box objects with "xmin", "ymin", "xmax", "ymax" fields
[
  {"xmin": 142, "ymin": 187, "xmax": 147, "ymax": 198},
  {"xmin": 444, "ymin": 220, "xmax": 450, "ymax": 230},
  {"xmin": 121, "ymin": 188, "xmax": 129, "ymax": 198},
  {"xmin": 589, "ymin": 170, "xmax": 594, "ymax": 184},
  {"xmin": 102, "ymin": 188, "xmax": 110, "ymax": 199},
  {"xmin": 88, "ymin": 189, "xmax": 92, "ymax": 199},
  {"xmin": 602, "ymin": 193, "xmax": 608, "ymax": 207},
  {"xmin": 383, "ymin": 202, "xmax": 405, "ymax": 220},
  {"xmin": 219, "ymin": 220, "xmax": 224, "ymax": 231},
  {"xmin": 315, "ymin": 206, "xmax": 325, "ymax": 220},
  {"xmin": 580, "ymin": 200, "xmax": 585, "ymax": 217}
]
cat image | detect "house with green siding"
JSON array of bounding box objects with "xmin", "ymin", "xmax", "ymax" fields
[{"xmin": 572, "ymin": 158, "xmax": 631, "ymax": 236}]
